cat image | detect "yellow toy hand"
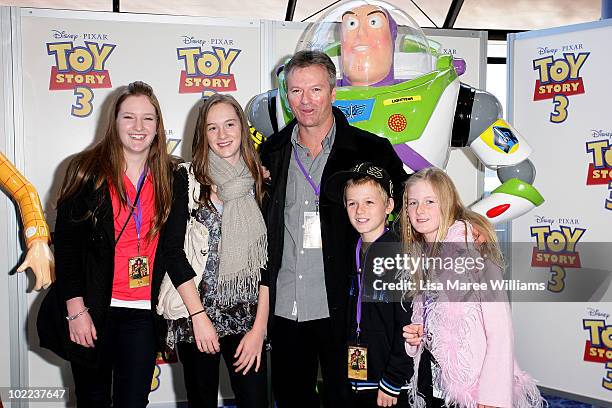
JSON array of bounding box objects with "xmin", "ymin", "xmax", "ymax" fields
[{"xmin": 16, "ymin": 238, "xmax": 55, "ymax": 290}]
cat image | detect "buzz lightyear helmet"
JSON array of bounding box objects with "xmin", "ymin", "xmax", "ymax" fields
[{"xmin": 296, "ymin": 0, "xmax": 436, "ymax": 85}]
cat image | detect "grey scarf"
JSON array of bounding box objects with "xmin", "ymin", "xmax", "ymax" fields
[{"xmin": 208, "ymin": 150, "xmax": 267, "ymax": 306}]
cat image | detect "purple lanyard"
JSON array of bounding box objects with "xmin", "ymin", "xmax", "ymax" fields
[
  {"xmin": 355, "ymin": 228, "xmax": 388, "ymax": 341},
  {"xmin": 292, "ymin": 146, "xmax": 320, "ymax": 210},
  {"xmin": 355, "ymin": 237, "xmax": 365, "ymax": 340},
  {"xmin": 125, "ymin": 168, "xmax": 148, "ymax": 254}
]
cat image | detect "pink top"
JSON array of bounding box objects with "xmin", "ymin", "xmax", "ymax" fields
[
  {"xmin": 405, "ymin": 221, "xmax": 544, "ymax": 408},
  {"xmin": 110, "ymin": 172, "xmax": 158, "ymax": 301}
]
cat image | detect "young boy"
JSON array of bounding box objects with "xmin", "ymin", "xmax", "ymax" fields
[{"xmin": 326, "ymin": 162, "xmax": 432, "ymax": 408}]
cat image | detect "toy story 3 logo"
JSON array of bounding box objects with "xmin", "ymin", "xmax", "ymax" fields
[
  {"xmin": 530, "ymin": 217, "xmax": 585, "ymax": 293},
  {"xmin": 582, "ymin": 309, "xmax": 612, "ymax": 391},
  {"xmin": 532, "ymin": 44, "xmax": 589, "ymax": 124},
  {"xmin": 177, "ymin": 36, "xmax": 240, "ymax": 94},
  {"xmin": 585, "ymin": 134, "xmax": 612, "ymax": 211},
  {"xmin": 47, "ymin": 30, "xmax": 116, "ymax": 118}
]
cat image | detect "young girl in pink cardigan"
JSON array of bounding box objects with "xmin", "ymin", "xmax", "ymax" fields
[{"xmin": 400, "ymin": 168, "xmax": 544, "ymax": 408}]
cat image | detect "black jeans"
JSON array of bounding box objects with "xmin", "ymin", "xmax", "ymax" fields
[
  {"xmin": 271, "ymin": 316, "xmax": 351, "ymax": 408},
  {"xmin": 177, "ymin": 333, "xmax": 268, "ymax": 408},
  {"xmin": 70, "ymin": 307, "xmax": 157, "ymax": 408}
]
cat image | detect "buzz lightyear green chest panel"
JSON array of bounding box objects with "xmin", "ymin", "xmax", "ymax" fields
[{"xmin": 333, "ymin": 64, "xmax": 456, "ymax": 146}]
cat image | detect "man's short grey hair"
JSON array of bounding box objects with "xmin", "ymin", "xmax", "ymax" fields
[{"xmin": 284, "ymin": 50, "xmax": 337, "ymax": 90}]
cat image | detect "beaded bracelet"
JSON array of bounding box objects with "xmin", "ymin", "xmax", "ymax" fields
[{"xmin": 66, "ymin": 307, "xmax": 89, "ymax": 321}]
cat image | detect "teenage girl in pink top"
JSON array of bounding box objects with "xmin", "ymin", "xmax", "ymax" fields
[{"xmin": 400, "ymin": 168, "xmax": 544, "ymax": 408}]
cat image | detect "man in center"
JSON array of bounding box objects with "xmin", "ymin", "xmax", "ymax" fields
[{"xmin": 259, "ymin": 50, "xmax": 408, "ymax": 407}]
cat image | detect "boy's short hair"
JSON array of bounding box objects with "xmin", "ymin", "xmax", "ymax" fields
[{"xmin": 344, "ymin": 176, "xmax": 390, "ymax": 203}]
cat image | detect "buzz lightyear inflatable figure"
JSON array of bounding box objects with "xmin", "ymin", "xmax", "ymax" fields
[
  {"xmin": 1, "ymin": 151, "xmax": 54, "ymax": 290},
  {"xmin": 247, "ymin": 0, "xmax": 544, "ymax": 222}
]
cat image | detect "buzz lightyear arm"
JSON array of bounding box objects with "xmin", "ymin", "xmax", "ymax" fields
[
  {"xmin": 0, "ymin": 150, "xmax": 54, "ymax": 290},
  {"xmin": 451, "ymin": 86, "xmax": 544, "ymax": 223}
]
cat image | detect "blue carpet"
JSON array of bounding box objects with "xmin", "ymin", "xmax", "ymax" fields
[{"xmin": 542, "ymin": 393, "xmax": 606, "ymax": 408}]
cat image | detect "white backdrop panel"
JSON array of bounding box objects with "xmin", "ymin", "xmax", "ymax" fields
[{"xmin": 509, "ymin": 19, "xmax": 612, "ymax": 402}]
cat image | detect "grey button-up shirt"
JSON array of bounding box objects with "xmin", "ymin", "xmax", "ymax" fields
[{"xmin": 275, "ymin": 121, "xmax": 336, "ymax": 321}]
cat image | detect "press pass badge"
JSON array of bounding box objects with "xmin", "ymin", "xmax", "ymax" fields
[
  {"xmin": 303, "ymin": 211, "xmax": 322, "ymax": 249},
  {"xmin": 347, "ymin": 345, "xmax": 368, "ymax": 380},
  {"xmin": 128, "ymin": 255, "xmax": 150, "ymax": 288}
]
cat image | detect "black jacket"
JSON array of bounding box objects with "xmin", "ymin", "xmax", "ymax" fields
[
  {"xmin": 348, "ymin": 229, "xmax": 432, "ymax": 401},
  {"xmin": 259, "ymin": 107, "xmax": 408, "ymax": 343},
  {"xmin": 36, "ymin": 175, "xmax": 191, "ymax": 367}
]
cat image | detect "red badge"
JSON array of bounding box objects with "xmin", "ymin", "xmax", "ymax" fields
[{"xmin": 388, "ymin": 114, "xmax": 407, "ymax": 132}]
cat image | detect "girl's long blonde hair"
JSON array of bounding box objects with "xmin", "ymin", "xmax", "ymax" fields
[{"xmin": 399, "ymin": 167, "xmax": 503, "ymax": 290}]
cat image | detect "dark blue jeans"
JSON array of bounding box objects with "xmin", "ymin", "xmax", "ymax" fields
[{"xmin": 70, "ymin": 307, "xmax": 156, "ymax": 408}]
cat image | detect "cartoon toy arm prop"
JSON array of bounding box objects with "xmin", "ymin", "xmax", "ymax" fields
[
  {"xmin": 0, "ymin": 151, "xmax": 54, "ymax": 290},
  {"xmin": 247, "ymin": 87, "xmax": 283, "ymax": 140},
  {"xmin": 452, "ymin": 85, "xmax": 545, "ymax": 223}
]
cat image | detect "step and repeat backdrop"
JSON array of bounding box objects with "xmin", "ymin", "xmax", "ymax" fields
[{"xmin": 508, "ymin": 19, "xmax": 612, "ymax": 403}]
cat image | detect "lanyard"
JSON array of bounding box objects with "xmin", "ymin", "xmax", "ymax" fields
[
  {"xmin": 354, "ymin": 228, "xmax": 388, "ymax": 342},
  {"xmin": 355, "ymin": 237, "xmax": 364, "ymax": 341},
  {"xmin": 125, "ymin": 168, "xmax": 148, "ymax": 254},
  {"xmin": 422, "ymin": 292, "xmax": 436, "ymax": 344},
  {"xmin": 292, "ymin": 146, "xmax": 320, "ymax": 211}
]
